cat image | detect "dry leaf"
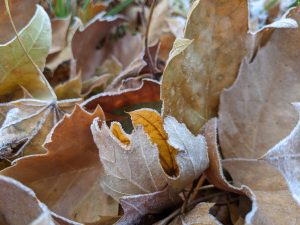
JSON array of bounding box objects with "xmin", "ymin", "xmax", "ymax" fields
[
  {"xmin": 161, "ymin": 0, "xmax": 248, "ymax": 134},
  {"xmin": 261, "ymin": 103, "xmax": 300, "ymax": 205},
  {"xmin": 219, "ymin": 8, "xmax": 300, "ymax": 159},
  {"xmin": 0, "ymin": 98, "xmax": 80, "ymax": 159},
  {"xmin": 49, "ymin": 16, "xmax": 71, "ymax": 54},
  {"xmin": 0, "ymin": 175, "xmax": 55, "ymax": 225},
  {"xmin": 72, "ymin": 14, "xmax": 122, "ymax": 80},
  {"xmin": 78, "ymin": 1, "xmax": 107, "ymax": 25},
  {"xmin": 0, "ymin": 0, "xmax": 38, "ymax": 43},
  {"xmin": 168, "ymin": 203, "xmax": 220, "ymax": 225},
  {"xmin": 54, "ymin": 75, "xmax": 82, "ymax": 100},
  {"xmin": 0, "ymin": 4, "xmax": 55, "ymax": 101},
  {"xmin": 129, "ymin": 109, "xmax": 178, "ymax": 176},
  {"xmin": 91, "ymin": 112, "xmax": 208, "ymax": 199},
  {"xmin": 111, "ymin": 122, "xmax": 130, "ymax": 145},
  {"xmin": 223, "ymin": 159, "xmax": 300, "ymax": 225},
  {"xmin": 203, "ymin": 118, "xmax": 244, "ymax": 195},
  {"xmin": 1, "ymin": 105, "xmax": 118, "ymax": 223},
  {"xmin": 82, "ymin": 79, "xmax": 161, "ymax": 122},
  {"xmin": 117, "ymin": 186, "xmax": 182, "ymax": 225}
]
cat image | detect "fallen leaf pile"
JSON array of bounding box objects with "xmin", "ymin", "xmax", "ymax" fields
[{"xmin": 1, "ymin": 0, "xmax": 300, "ymax": 224}]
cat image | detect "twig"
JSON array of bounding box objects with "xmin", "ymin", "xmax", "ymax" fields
[{"xmin": 181, "ymin": 174, "xmax": 206, "ymax": 213}]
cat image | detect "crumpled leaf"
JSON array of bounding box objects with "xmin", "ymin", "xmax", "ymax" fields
[
  {"xmin": 129, "ymin": 109, "xmax": 178, "ymax": 176},
  {"xmin": 0, "ymin": 98, "xmax": 80, "ymax": 160},
  {"xmin": 91, "ymin": 112, "xmax": 208, "ymax": 200},
  {"xmin": 0, "ymin": 175, "xmax": 55, "ymax": 225},
  {"xmin": 0, "ymin": 4, "xmax": 55, "ymax": 101},
  {"xmin": 219, "ymin": 7, "xmax": 300, "ymax": 159},
  {"xmin": 1, "ymin": 105, "xmax": 118, "ymax": 223},
  {"xmin": 161, "ymin": 0, "xmax": 248, "ymax": 134},
  {"xmin": 117, "ymin": 186, "xmax": 182, "ymax": 225},
  {"xmin": 82, "ymin": 79, "xmax": 161, "ymax": 123},
  {"xmin": 261, "ymin": 103, "xmax": 300, "ymax": 205}
]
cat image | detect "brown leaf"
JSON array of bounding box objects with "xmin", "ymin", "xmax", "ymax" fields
[
  {"xmin": 72, "ymin": 14, "xmax": 122, "ymax": 80},
  {"xmin": 261, "ymin": 103, "xmax": 300, "ymax": 205},
  {"xmin": 161, "ymin": 0, "xmax": 248, "ymax": 134},
  {"xmin": 223, "ymin": 159, "xmax": 300, "ymax": 225},
  {"xmin": 1, "ymin": 105, "xmax": 118, "ymax": 223},
  {"xmin": 171, "ymin": 203, "xmax": 220, "ymax": 225},
  {"xmin": 203, "ymin": 118, "xmax": 244, "ymax": 195},
  {"xmin": 91, "ymin": 114, "xmax": 208, "ymax": 200},
  {"xmin": 219, "ymin": 8, "xmax": 300, "ymax": 159},
  {"xmin": 117, "ymin": 186, "xmax": 182, "ymax": 225},
  {"xmin": 82, "ymin": 79, "xmax": 161, "ymax": 122},
  {"xmin": 0, "ymin": 98, "xmax": 80, "ymax": 160},
  {"xmin": 0, "ymin": 175, "xmax": 55, "ymax": 225},
  {"xmin": 49, "ymin": 16, "xmax": 71, "ymax": 54},
  {"xmin": 0, "ymin": 0, "xmax": 38, "ymax": 43}
]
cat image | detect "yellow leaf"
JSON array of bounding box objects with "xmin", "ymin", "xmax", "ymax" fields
[
  {"xmin": 111, "ymin": 122, "xmax": 130, "ymax": 146},
  {"xmin": 129, "ymin": 109, "xmax": 178, "ymax": 176}
]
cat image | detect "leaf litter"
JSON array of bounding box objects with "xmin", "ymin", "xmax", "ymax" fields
[{"xmin": 1, "ymin": 0, "xmax": 300, "ymax": 224}]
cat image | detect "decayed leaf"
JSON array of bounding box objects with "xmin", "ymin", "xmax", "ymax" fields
[
  {"xmin": 218, "ymin": 7, "xmax": 300, "ymax": 159},
  {"xmin": 117, "ymin": 186, "xmax": 182, "ymax": 225},
  {"xmin": 0, "ymin": 175, "xmax": 55, "ymax": 225},
  {"xmin": 0, "ymin": 98, "xmax": 80, "ymax": 160},
  {"xmin": 129, "ymin": 109, "xmax": 178, "ymax": 176},
  {"xmin": 161, "ymin": 0, "xmax": 248, "ymax": 134},
  {"xmin": 1, "ymin": 105, "xmax": 118, "ymax": 223},
  {"xmin": 261, "ymin": 103, "xmax": 300, "ymax": 205},
  {"xmin": 82, "ymin": 79, "xmax": 161, "ymax": 122},
  {"xmin": 167, "ymin": 203, "xmax": 220, "ymax": 225},
  {"xmin": 223, "ymin": 159, "xmax": 300, "ymax": 225},
  {"xmin": 0, "ymin": 4, "xmax": 55, "ymax": 100},
  {"xmin": 92, "ymin": 111, "xmax": 208, "ymax": 198}
]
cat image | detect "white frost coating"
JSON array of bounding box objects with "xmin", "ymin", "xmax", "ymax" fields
[
  {"xmin": 163, "ymin": 116, "xmax": 209, "ymax": 186},
  {"xmin": 263, "ymin": 103, "xmax": 300, "ymax": 205},
  {"xmin": 264, "ymin": 18, "xmax": 298, "ymax": 29}
]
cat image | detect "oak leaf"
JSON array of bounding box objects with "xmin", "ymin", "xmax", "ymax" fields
[
  {"xmin": 161, "ymin": 0, "xmax": 248, "ymax": 134},
  {"xmin": 1, "ymin": 105, "xmax": 118, "ymax": 223}
]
